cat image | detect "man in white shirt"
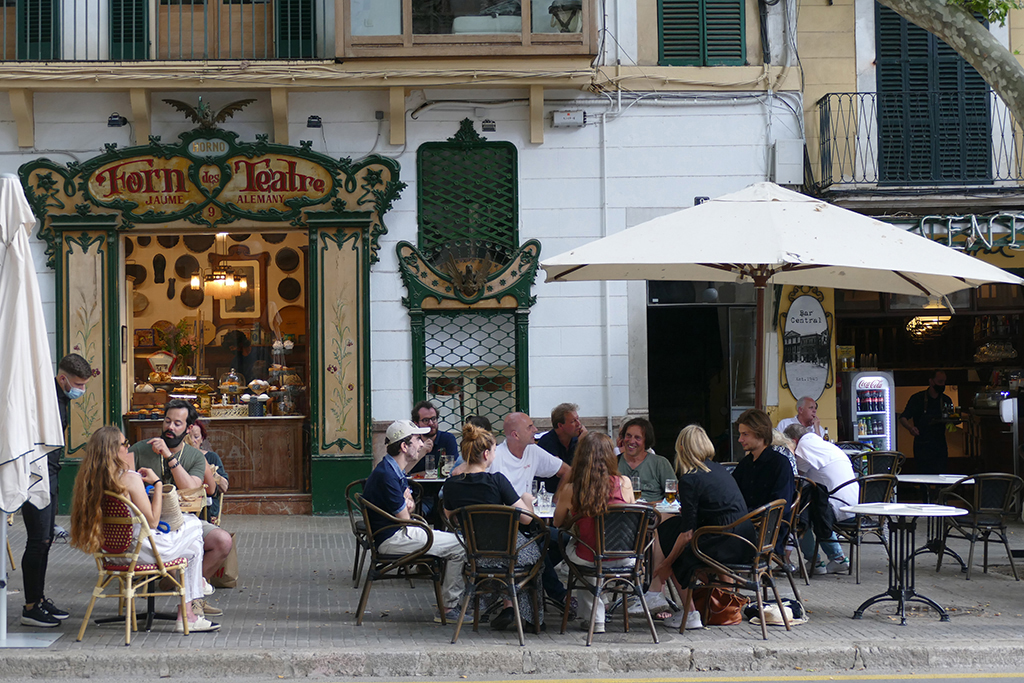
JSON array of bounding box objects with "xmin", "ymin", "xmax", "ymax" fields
[
  {"xmin": 489, "ymin": 412, "xmax": 570, "ymax": 496},
  {"xmin": 785, "ymin": 424, "xmax": 856, "ymax": 575},
  {"xmin": 777, "ymin": 397, "xmax": 827, "ymax": 439}
]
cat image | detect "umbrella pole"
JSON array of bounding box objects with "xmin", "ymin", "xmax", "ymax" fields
[
  {"xmin": 754, "ymin": 275, "xmax": 768, "ymax": 411},
  {"xmin": 1, "ymin": 517, "xmax": 7, "ymax": 644}
]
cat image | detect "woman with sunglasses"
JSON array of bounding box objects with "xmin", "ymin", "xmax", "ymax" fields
[{"xmin": 70, "ymin": 425, "xmax": 218, "ymax": 632}]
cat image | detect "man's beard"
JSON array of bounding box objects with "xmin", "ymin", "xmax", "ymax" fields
[{"xmin": 162, "ymin": 429, "xmax": 186, "ymax": 449}]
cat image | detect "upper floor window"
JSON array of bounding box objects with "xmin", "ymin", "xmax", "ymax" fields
[
  {"xmin": 658, "ymin": 0, "xmax": 744, "ymax": 66},
  {"xmin": 346, "ymin": 0, "xmax": 592, "ymax": 57}
]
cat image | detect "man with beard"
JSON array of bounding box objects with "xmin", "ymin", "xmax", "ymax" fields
[{"xmin": 130, "ymin": 399, "xmax": 233, "ymax": 614}]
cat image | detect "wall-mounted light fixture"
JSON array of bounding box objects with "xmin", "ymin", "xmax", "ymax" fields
[
  {"xmin": 108, "ymin": 113, "xmax": 128, "ymax": 127},
  {"xmin": 306, "ymin": 115, "xmax": 323, "ymax": 128}
]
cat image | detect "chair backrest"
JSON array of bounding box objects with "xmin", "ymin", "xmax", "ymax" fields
[
  {"xmin": 792, "ymin": 475, "xmax": 814, "ymax": 525},
  {"xmin": 345, "ymin": 478, "xmax": 367, "ymax": 536},
  {"xmin": 864, "ymin": 450, "xmax": 906, "ymax": 476},
  {"xmin": 857, "ymin": 474, "xmax": 897, "ymax": 504},
  {"xmin": 567, "ymin": 504, "xmax": 657, "ymax": 564},
  {"xmin": 945, "ymin": 473, "xmax": 1024, "ymax": 520},
  {"xmin": 100, "ymin": 493, "xmax": 137, "ymax": 554},
  {"xmin": 451, "ymin": 504, "xmax": 549, "ymax": 568},
  {"xmin": 750, "ymin": 498, "xmax": 788, "ymax": 557}
]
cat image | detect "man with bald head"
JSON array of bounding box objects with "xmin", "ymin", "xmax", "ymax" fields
[{"xmin": 777, "ymin": 397, "xmax": 825, "ymax": 439}]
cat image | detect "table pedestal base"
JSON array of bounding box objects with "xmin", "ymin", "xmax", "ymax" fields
[{"xmin": 851, "ymin": 517, "xmax": 950, "ymax": 626}]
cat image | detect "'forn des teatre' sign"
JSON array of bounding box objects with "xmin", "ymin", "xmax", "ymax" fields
[{"xmin": 19, "ymin": 127, "xmax": 407, "ymax": 268}]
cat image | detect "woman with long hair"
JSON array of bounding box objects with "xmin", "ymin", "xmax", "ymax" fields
[
  {"xmin": 653, "ymin": 424, "xmax": 753, "ymax": 630},
  {"xmin": 443, "ymin": 422, "xmax": 542, "ymax": 632},
  {"xmin": 187, "ymin": 419, "xmax": 229, "ymax": 523},
  {"xmin": 552, "ymin": 431, "xmax": 635, "ymax": 633},
  {"xmin": 70, "ymin": 426, "xmax": 218, "ymax": 632}
]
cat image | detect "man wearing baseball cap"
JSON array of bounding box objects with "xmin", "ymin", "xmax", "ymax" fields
[{"xmin": 362, "ymin": 419, "xmax": 466, "ymax": 622}]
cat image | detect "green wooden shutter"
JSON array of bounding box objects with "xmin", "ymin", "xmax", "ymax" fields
[
  {"xmin": 875, "ymin": 3, "xmax": 990, "ymax": 184},
  {"xmin": 276, "ymin": 0, "xmax": 315, "ymax": 58},
  {"xmin": 110, "ymin": 0, "xmax": 148, "ymax": 60},
  {"xmin": 17, "ymin": 0, "xmax": 59, "ymax": 60},
  {"xmin": 659, "ymin": 0, "xmax": 743, "ymax": 66}
]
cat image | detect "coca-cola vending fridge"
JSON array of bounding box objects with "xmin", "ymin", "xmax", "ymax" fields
[{"xmin": 847, "ymin": 371, "xmax": 896, "ymax": 451}]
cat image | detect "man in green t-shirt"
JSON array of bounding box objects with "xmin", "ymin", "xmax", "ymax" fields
[
  {"xmin": 616, "ymin": 417, "xmax": 676, "ymax": 503},
  {"xmin": 130, "ymin": 400, "xmax": 233, "ymax": 611}
]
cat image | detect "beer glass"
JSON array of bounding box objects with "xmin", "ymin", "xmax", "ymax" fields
[
  {"xmin": 631, "ymin": 476, "xmax": 642, "ymax": 500},
  {"xmin": 664, "ymin": 479, "xmax": 678, "ymax": 504},
  {"xmin": 441, "ymin": 453, "xmax": 455, "ymax": 477}
]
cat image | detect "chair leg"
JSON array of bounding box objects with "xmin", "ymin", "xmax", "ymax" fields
[
  {"xmin": 560, "ymin": 575, "xmax": 574, "ymax": 634},
  {"xmin": 782, "ymin": 561, "xmax": 802, "ymax": 605},
  {"xmin": 510, "ymin": 584, "xmax": 525, "ymax": 647},
  {"xmin": 351, "ymin": 544, "xmax": 363, "ymax": 588},
  {"xmin": 753, "ymin": 580, "xmax": 768, "ymax": 640},
  {"xmin": 983, "ymin": 531, "xmax": 990, "ymax": 574},
  {"xmin": 634, "ymin": 581, "xmax": 659, "ymax": 644},
  {"xmin": 124, "ymin": 578, "xmax": 135, "ymax": 646},
  {"xmin": 451, "ymin": 587, "xmax": 473, "ymax": 644},
  {"xmin": 177, "ymin": 568, "xmax": 189, "ymax": 635},
  {"xmin": 76, "ymin": 578, "xmax": 105, "ymax": 642},
  {"xmin": 355, "ymin": 578, "xmax": 374, "ymax": 626},
  {"xmin": 766, "ymin": 573, "xmax": 791, "ymax": 632},
  {"xmin": 677, "ymin": 583, "xmax": 692, "ymax": 635},
  {"xmin": 585, "ymin": 578, "xmax": 602, "ymax": 647},
  {"xmin": 998, "ymin": 528, "xmax": 1020, "ymax": 581},
  {"xmin": 935, "ymin": 523, "xmax": 949, "ymax": 572},
  {"xmin": 792, "ymin": 531, "xmax": 810, "ymax": 586},
  {"xmin": 433, "ymin": 567, "xmax": 447, "ymax": 625},
  {"xmin": 966, "ymin": 532, "xmax": 978, "ymax": 581}
]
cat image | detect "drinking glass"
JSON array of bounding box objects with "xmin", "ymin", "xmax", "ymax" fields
[
  {"xmin": 664, "ymin": 479, "xmax": 678, "ymax": 505},
  {"xmin": 631, "ymin": 476, "xmax": 642, "ymax": 499},
  {"xmin": 532, "ymin": 479, "xmax": 541, "ymax": 497},
  {"xmin": 424, "ymin": 454, "xmax": 436, "ymax": 477},
  {"xmin": 441, "ymin": 453, "xmax": 455, "ymax": 477}
]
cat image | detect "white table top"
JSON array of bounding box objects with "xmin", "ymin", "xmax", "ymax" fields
[
  {"xmin": 655, "ymin": 502, "xmax": 681, "ymax": 514},
  {"xmin": 897, "ymin": 474, "xmax": 973, "ymax": 486},
  {"xmin": 841, "ymin": 502, "xmax": 967, "ymax": 518}
]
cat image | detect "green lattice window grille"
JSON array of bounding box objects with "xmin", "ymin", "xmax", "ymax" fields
[
  {"xmin": 417, "ymin": 121, "xmax": 518, "ymax": 267},
  {"xmin": 423, "ymin": 312, "xmax": 518, "ymax": 437}
]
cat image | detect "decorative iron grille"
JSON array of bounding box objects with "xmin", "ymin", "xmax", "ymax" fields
[
  {"xmin": 423, "ymin": 312, "xmax": 517, "ymax": 437},
  {"xmin": 417, "ymin": 144, "xmax": 518, "ymax": 265}
]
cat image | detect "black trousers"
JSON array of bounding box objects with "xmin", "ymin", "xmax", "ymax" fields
[{"xmin": 21, "ymin": 459, "xmax": 59, "ymax": 606}]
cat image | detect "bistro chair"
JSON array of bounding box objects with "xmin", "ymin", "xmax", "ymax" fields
[
  {"xmin": 77, "ymin": 491, "xmax": 190, "ymax": 646},
  {"xmin": 936, "ymin": 473, "xmax": 1023, "ymax": 580},
  {"xmin": 822, "ymin": 474, "xmax": 897, "ymax": 583},
  {"xmin": 835, "ymin": 442, "xmax": 876, "ymax": 477},
  {"xmin": 777, "ymin": 475, "xmax": 813, "ymax": 587},
  {"xmin": 345, "ymin": 478, "xmax": 371, "ymax": 588},
  {"xmin": 354, "ymin": 493, "xmax": 450, "ymax": 625},
  {"xmin": 683, "ymin": 499, "xmax": 793, "ymax": 640},
  {"xmin": 558, "ymin": 504, "xmax": 660, "ymax": 646},
  {"xmin": 448, "ymin": 504, "xmax": 549, "ymax": 646},
  {"xmin": 863, "ymin": 450, "xmax": 906, "ymax": 476}
]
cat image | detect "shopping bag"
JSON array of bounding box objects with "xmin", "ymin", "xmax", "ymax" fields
[{"xmin": 209, "ymin": 532, "xmax": 238, "ymax": 588}]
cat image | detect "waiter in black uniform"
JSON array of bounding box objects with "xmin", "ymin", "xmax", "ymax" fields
[{"xmin": 899, "ymin": 370, "xmax": 954, "ymax": 474}]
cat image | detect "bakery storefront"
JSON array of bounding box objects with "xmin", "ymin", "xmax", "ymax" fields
[{"xmin": 20, "ymin": 127, "xmax": 404, "ymax": 514}]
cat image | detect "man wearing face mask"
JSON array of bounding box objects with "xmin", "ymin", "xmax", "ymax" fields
[
  {"xmin": 130, "ymin": 399, "xmax": 234, "ymax": 612},
  {"xmin": 20, "ymin": 354, "xmax": 93, "ymax": 628},
  {"xmin": 899, "ymin": 370, "xmax": 955, "ymax": 474}
]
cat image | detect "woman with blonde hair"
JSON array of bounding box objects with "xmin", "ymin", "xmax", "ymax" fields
[
  {"xmin": 443, "ymin": 422, "xmax": 541, "ymax": 632},
  {"xmin": 553, "ymin": 431, "xmax": 635, "ymax": 633},
  {"xmin": 652, "ymin": 424, "xmax": 752, "ymax": 630},
  {"xmin": 70, "ymin": 425, "xmax": 217, "ymax": 632}
]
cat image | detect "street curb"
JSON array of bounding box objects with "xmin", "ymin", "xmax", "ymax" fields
[{"xmin": 1, "ymin": 641, "xmax": 1023, "ymax": 678}]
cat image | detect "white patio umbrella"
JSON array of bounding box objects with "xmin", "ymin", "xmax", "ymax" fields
[
  {"xmin": 0, "ymin": 173, "xmax": 64, "ymax": 647},
  {"xmin": 541, "ymin": 182, "xmax": 1024, "ymax": 409}
]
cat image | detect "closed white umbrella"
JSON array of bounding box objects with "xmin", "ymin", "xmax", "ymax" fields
[
  {"xmin": 541, "ymin": 182, "xmax": 1023, "ymax": 408},
  {"xmin": 0, "ymin": 173, "xmax": 64, "ymax": 647}
]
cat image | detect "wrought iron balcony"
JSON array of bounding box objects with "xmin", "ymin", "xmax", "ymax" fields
[
  {"xmin": 815, "ymin": 91, "xmax": 1024, "ymax": 191},
  {"xmin": 0, "ymin": 0, "xmax": 331, "ymax": 61}
]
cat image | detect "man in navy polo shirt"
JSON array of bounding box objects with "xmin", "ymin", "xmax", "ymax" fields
[
  {"xmin": 407, "ymin": 400, "xmax": 460, "ymax": 475},
  {"xmin": 536, "ymin": 402, "xmax": 585, "ymax": 493},
  {"xmin": 363, "ymin": 419, "xmax": 466, "ymax": 622}
]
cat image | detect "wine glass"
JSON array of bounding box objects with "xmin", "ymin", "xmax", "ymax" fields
[{"xmin": 664, "ymin": 479, "xmax": 678, "ymax": 505}]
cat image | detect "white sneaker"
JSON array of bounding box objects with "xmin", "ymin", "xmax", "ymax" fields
[
  {"xmin": 628, "ymin": 591, "xmax": 670, "ymax": 615},
  {"xmin": 174, "ymin": 616, "xmax": 220, "ymax": 633},
  {"xmin": 579, "ymin": 619, "xmax": 605, "ymax": 634},
  {"xmin": 661, "ymin": 610, "xmax": 701, "ymax": 629},
  {"xmin": 826, "ymin": 558, "xmax": 851, "ymax": 574},
  {"xmin": 203, "ymin": 579, "xmax": 215, "ymax": 596},
  {"xmin": 809, "ymin": 561, "xmax": 828, "ymax": 576}
]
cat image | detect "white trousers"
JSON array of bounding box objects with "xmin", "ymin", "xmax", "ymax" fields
[
  {"xmin": 379, "ymin": 526, "xmax": 466, "ymax": 608},
  {"xmin": 567, "ymin": 543, "xmax": 634, "ymax": 624},
  {"xmin": 138, "ymin": 515, "xmax": 205, "ymax": 602}
]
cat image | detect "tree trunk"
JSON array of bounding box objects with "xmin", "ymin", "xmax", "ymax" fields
[{"xmin": 878, "ymin": 0, "xmax": 1024, "ymax": 126}]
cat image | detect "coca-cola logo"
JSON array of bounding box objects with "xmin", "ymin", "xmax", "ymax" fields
[{"xmin": 857, "ymin": 378, "xmax": 886, "ymax": 389}]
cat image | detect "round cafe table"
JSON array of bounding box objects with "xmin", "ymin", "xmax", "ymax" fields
[
  {"xmin": 897, "ymin": 474, "xmax": 973, "ymax": 571},
  {"xmin": 841, "ymin": 502, "xmax": 966, "ymax": 625}
]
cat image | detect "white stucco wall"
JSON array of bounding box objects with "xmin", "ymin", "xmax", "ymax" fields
[{"xmin": 6, "ymin": 85, "xmax": 786, "ymax": 424}]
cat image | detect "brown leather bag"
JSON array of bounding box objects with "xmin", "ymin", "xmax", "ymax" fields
[{"xmin": 692, "ymin": 587, "xmax": 748, "ymax": 625}]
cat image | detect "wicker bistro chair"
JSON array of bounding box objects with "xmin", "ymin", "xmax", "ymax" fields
[
  {"xmin": 936, "ymin": 473, "xmax": 1024, "ymax": 580},
  {"xmin": 448, "ymin": 504, "xmax": 549, "ymax": 646},
  {"xmin": 77, "ymin": 492, "xmax": 190, "ymax": 646},
  {"xmin": 354, "ymin": 493, "xmax": 450, "ymax": 625},
  {"xmin": 345, "ymin": 479, "xmax": 371, "ymax": 588},
  {"xmin": 683, "ymin": 498, "xmax": 793, "ymax": 640},
  {"xmin": 862, "ymin": 450, "xmax": 906, "ymax": 476},
  {"xmin": 777, "ymin": 476, "xmax": 813, "ymax": 588},
  {"xmin": 820, "ymin": 474, "xmax": 897, "ymax": 583},
  {"xmin": 558, "ymin": 504, "xmax": 660, "ymax": 647}
]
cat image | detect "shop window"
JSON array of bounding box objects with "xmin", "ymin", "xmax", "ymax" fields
[
  {"xmin": 658, "ymin": 0, "xmax": 744, "ymax": 66},
  {"xmin": 976, "ymin": 283, "xmax": 1024, "ymax": 310},
  {"xmin": 888, "ymin": 290, "xmax": 970, "ymax": 311},
  {"xmin": 424, "ymin": 312, "xmax": 517, "ymax": 435},
  {"xmin": 835, "ymin": 290, "xmax": 882, "ymax": 312}
]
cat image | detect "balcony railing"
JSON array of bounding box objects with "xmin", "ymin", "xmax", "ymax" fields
[
  {"xmin": 816, "ymin": 91, "xmax": 1024, "ymax": 191},
  {"xmin": 0, "ymin": 0, "xmax": 332, "ymax": 61}
]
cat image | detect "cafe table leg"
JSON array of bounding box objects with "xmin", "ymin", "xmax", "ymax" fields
[
  {"xmin": 909, "ymin": 484, "xmax": 967, "ymax": 572},
  {"xmin": 853, "ymin": 516, "xmax": 950, "ymax": 625}
]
